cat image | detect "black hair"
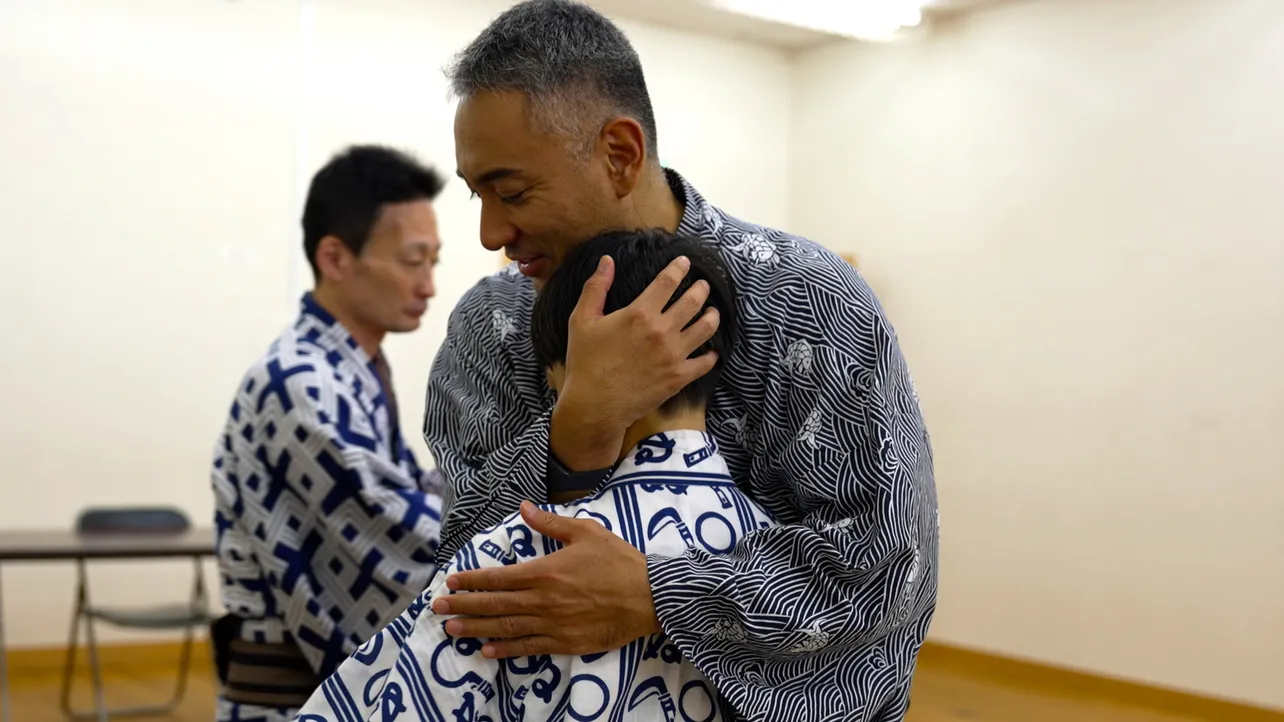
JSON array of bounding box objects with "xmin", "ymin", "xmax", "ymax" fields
[
  {"xmin": 530, "ymin": 228, "xmax": 736, "ymax": 413},
  {"xmin": 301, "ymin": 145, "xmax": 446, "ymax": 278},
  {"xmin": 445, "ymin": 0, "xmax": 659, "ymax": 161}
]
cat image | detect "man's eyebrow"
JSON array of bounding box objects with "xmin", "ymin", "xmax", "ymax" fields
[
  {"xmin": 405, "ymin": 238, "xmax": 441, "ymax": 253},
  {"xmin": 457, "ymin": 167, "xmax": 522, "ymax": 186}
]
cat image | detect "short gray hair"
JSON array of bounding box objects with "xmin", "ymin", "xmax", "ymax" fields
[{"xmin": 445, "ymin": 0, "xmax": 659, "ymax": 162}]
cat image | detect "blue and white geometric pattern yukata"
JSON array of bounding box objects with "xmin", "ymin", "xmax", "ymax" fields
[
  {"xmin": 213, "ymin": 293, "xmax": 444, "ymax": 722},
  {"xmin": 423, "ymin": 170, "xmax": 939, "ymax": 721},
  {"xmin": 292, "ymin": 429, "xmax": 771, "ymax": 722}
]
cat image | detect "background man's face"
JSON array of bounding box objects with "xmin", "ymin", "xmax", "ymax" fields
[
  {"xmin": 343, "ymin": 200, "xmax": 440, "ymax": 334},
  {"xmin": 454, "ymin": 91, "xmax": 626, "ymax": 290}
]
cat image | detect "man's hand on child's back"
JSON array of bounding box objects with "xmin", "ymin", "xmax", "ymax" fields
[{"xmin": 433, "ymin": 501, "xmax": 661, "ymax": 658}]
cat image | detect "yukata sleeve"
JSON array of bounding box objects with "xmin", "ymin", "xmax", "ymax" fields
[
  {"xmin": 274, "ymin": 368, "xmax": 444, "ymax": 608},
  {"xmin": 423, "ymin": 282, "xmax": 555, "ymax": 558},
  {"xmin": 295, "ymin": 522, "xmax": 516, "ymax": 722},
  {"xmin": 646, "ymin": 306, "xmax": 938, "ymax": 695}
]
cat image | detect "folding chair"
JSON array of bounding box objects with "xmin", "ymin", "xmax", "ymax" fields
[{"xmin": 59, "ymin": 507, "xmax": 212, "ymax": 721}]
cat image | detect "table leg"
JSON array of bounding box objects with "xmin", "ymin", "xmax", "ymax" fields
[{"xmin": 0, "ymin": 564, "xmax": 11, "ymax": 722}]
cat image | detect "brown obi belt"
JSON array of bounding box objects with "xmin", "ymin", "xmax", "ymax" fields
[
  {"xmin": 220, "ymin": 637, "xmax": 324, "ymax": 709},
  {"xmin": 210, "ymin": 614, "xmax": 323, "ymax": 709}
]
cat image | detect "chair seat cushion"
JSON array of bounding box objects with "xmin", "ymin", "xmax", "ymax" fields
[{"xmin": 86, "ymin": 604, "xmax": 213, "ymax": 629}]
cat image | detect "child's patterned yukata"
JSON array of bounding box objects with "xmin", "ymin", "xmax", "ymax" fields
[{"xmin": 293, "ymin": 429, "xmax": 777, "ymax": 721}]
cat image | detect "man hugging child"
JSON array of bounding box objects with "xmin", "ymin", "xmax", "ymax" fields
[{"xmin": 292, "ymin": 228, "xmax": 777, "ymax": 722}]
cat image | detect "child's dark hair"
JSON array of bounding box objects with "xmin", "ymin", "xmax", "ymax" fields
[{"xmin": 530, "ymin": 228, "xmax": 736, "ymax": 413}]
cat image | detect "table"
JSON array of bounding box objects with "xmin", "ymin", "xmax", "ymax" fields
[{"xmin": 0, "ymin": 528, "xmax": 216, "ymax": 722}]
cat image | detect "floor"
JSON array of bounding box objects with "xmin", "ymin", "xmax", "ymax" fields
[
  {"xmin": 903, "ymin": 664, "xmax": 1217, "ymax": 722},
  {"xmin": 7, "ymin": 666, "xmax": 214, "ymax": 722},
  {"xmin": 6, "ymin": 657, "xmax": 1227, "ymax": 722}
]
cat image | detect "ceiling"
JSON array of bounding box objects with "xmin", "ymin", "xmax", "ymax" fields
[{"xmin": 585, "ymin": 0, "xmax": 1006, "ymax": 50}]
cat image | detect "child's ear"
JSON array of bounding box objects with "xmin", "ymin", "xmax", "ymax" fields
[{"xmin": 545, "ymin": 364, "xmax": 566, "ymax": 394}]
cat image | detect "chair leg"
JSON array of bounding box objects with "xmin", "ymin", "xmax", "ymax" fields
[
  {"xmin": 81, "ymin": 616, "xmax": 108, "ymax": 722},
  {"xmin": 62, "ymin": 625, "xmax": 194, "ymax": 720},
  {"xmin": 59, "ymin": 567, "xmax": 85, "ymax": 718},
  {"xmin": 59, "ymin": 562, "xmax": 108, "ymax": 722},
  {"xmin": 163, "ymin": 627, "xmax": 194, "ymax": 709},
  {"xmin": 166, "ymin": 556, "xmax": 204, "ymax": 708}
]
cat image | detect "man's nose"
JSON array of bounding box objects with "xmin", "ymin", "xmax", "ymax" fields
[
  {"xmin": 479, "ymin": 200, "xmax": 518, "ymax": 252},
  {"xmin": 416, "ymin": 266, "xmax": 436, "ymax": 300}
]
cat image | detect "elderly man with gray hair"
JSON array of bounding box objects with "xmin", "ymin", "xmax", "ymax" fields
[{"xmin": 298, "ymin": 1, "xmax": 938, "ymax": 720}]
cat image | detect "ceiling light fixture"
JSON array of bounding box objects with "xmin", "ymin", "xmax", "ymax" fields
[{"xmin": 707, "ymin": 0, "xmax": 926, "ymax": 41}]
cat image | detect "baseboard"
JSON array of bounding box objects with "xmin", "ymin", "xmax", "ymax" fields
[
  {"xmin": 6, "ymin": 639, "xmax": 211, "ymax": 680},
  {"xmin": 919, "ymin": 641, "xmax": 1284, "ymax": 722}
]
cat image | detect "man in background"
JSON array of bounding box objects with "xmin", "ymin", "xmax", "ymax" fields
[
  {"xmin": 423, "ymin": 1, "xmax": 938, "ymax": 720},
  {"xmin": 210, "ymin": 145, "xmax": 447, "ymax": 722}
]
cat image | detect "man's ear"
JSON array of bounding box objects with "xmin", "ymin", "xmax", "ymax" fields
[
  {"xmin": 599, "ymin": 117, "xmax": 646, "ymax": 199},
  {"xmin": 314, "ymin": 235, "xmax": 351, "ymax": 283}
]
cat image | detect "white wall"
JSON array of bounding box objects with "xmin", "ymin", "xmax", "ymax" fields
[
  {"xmin": 0, "ymin": 0, "xmax": 790, "ymax": 649},
  {"xmin": 792, "ymin": 0, "xmax": 1284, "ymax": 710}
]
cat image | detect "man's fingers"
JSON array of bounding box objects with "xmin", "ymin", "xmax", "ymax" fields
[
  {"xmin": 678, "ymin": 307, "xmax": 720, "ymax": 356},
  {"xmin": 483, "ymin": 635, "xmax": 561, "ymax": 660},
  {"xmin": 442, "ymin": 614, "xmax": 544, "ymax": 641},
  {"xmin": 445, "ymin": 562, "xmax": 538, "ymax": 593},
  {"xmin": 520, "ymin": 500, "xmax": 590, "ymax": 542},
  {"xmin": 633, "ymin": 256, "xmax": 691, "ymax": 312},
  {"xmin": 679, "ymin": 350, "xmax": 719, "ymax": 386},
  {"xmin": 433, "ymin": 589, "xmax": 537, "ymax": 617},
  {"xmin": 572, "ymin": 255, "xmax": 614, "ymax": 321},
  {"xmin": 663, "ymin": 278, "xmax": 711, "ymax": 331}
]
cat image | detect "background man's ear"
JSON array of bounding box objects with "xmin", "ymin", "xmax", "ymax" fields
[{"xmin": 314, "ymin": 235, "xmax": 351, "ymax": 283}]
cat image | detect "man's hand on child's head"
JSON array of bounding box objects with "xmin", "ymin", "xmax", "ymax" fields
[{"xmin": 550, "ymin": 254, "xmax": 720, "ymax": 471}]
